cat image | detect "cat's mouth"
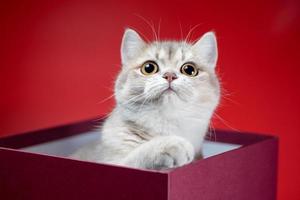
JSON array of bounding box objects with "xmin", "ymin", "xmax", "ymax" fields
[
  {"xmin": 165, "ymin": 87, "xmax": 175, "ymax": 92},
  {"xmin": 161, "ymin": 86, "xmax": 177, "ymax": 95},
  {"xmin": 152, "ymin": 84, "xmax": 180, "ymax": 101}
]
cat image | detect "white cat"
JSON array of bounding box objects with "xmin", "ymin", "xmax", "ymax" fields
[{"xmin": 71, "ymin": 28, "xmax": 220, "ymax": 170}]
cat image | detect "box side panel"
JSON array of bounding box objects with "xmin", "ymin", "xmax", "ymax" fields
[
  {"xmin": 0, "ymin": 149, "xmax": 168, "ymax": 200},
  {"xmin": 0, "ymin": 119, "xmax": 97, "ymax": 148},
  {"xmin": 169, "ymin": 138, "xmax": 278, "ymax": 200},
  {"xmin": 208, "ymin": 130, "xmax": 275, "ymax": 145}
]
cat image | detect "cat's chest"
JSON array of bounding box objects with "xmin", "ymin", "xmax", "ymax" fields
[
  {"xmin": 136, "ymin": 106, "xmax": 209, "ymax": 152},
  {"xmin": 136, "ymin": 104, "xmax": 208, "ymax": 136}
]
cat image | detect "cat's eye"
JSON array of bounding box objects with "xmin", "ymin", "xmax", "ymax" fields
[
  {"xmin": 180, "ymin": 63, "xmax": 199, "ymax": 77},
  {"xmin": 140, "ymin": 61, "xmax": 159, "ymax": 75}
]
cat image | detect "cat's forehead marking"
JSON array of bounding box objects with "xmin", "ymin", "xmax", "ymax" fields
[
  {"xmin": 165, "ymin": 43, "xmax": 191, "ymax": 62},
  {"xmin": 181, "ymin": 48, "xmax": 186, "ymax": 61},
  {"xmin": 153, "ymin": 48, "xmax": 166, "ymax": 65},
  {"xmin": 147, "ymin": 42, "xmax": 194, "ymax": 68},
  {"xmin": 155, "ymin": 51, "xmax": 159, "ymax": 60},
  {"xmin": 157, "ymin": 43, "xmax": 182, "ymax": 64},
  {"xmin": 167, "ymin": 44, "xmax": 175, "ymax": 60},
  {"xmin": 160, "ymin": 46, "xmax": 175, "ymax": 66}
]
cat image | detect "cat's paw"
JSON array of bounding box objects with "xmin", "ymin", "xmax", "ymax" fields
[{"xmin": 150, "ymin": 136, "xmax": 195, "ymax": 169}]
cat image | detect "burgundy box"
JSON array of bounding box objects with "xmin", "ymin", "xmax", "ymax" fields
[{"xmin": 0, "ymin": 119, "xmax": 278, "ymax": 200}]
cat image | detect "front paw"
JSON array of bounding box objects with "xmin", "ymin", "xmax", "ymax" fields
[{"xmin": 150, "ymin": 136, "xmax": 195, "ymax": 169}]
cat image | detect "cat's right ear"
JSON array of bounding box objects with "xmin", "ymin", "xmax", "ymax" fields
[
  {"xmin": 192, "ymin": 32, "xmax": 218, "ymax": 70},
  {"xmin": 121, "ymin": 28, "xmax": 146, "ymax": 65}
]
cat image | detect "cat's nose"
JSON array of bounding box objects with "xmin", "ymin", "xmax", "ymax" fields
[{"xmin": 163, "ymin": 72, "xmax": 178, "ymax": 82}]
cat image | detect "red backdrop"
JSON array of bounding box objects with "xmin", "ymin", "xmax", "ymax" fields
[{"xmin": 1, "ymin": 0, "xmax": 299, "ymax": 199}]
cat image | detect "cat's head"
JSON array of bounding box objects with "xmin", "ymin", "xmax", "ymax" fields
[{"xmin": 115, "ymin": 28, "xmax": 220, "ymax": 111}]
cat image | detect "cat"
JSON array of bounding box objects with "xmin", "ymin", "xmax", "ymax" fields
[{"xmin": 71, "ymin": 28, "xmax": 220, "ymax": 170}]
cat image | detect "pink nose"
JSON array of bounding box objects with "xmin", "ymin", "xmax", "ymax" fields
[{"xmin": 163, "ymin": 72, "xmax": 178, "ymax": 82}]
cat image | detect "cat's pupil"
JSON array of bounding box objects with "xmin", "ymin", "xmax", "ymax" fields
[
  {"xmin": 184, "ymin": 65, "xmax": 195, "ymax": 75},
  {"xmin": 145, "ymin": 63, "xmax": 155, "ymax": 73}
]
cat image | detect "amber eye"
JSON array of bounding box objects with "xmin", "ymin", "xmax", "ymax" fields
[
  {"xmin": 180, "ymin": 63, "xmax": 198, "ymax": 77},
  {"xmin": 141, "ymin": 61, "xmax": 159, "ymax": 75}
]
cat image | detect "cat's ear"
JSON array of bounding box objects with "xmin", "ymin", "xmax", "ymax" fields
[
  {"xmin": 121, "ymin": 28, "xmax": 146, "ymax": 65},
  {"xmin": 192, "ymin": 32, "xmax": 218, "ymax": 69}
]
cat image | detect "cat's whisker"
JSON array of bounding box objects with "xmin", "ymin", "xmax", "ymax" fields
[
  {"xmin": 121, "ymin": 95, "xmax": 141, "ymax": 106},
  {"xmin": 185, "ymin": 23, "xmax": 202, "ymax": 43},
  {"xmin": 178, "ymin": 20, "xmax": 184, "ymax": 40},
  {"xmin": 220, "ymin": 89, "xmax": 241, "ymax": 106},
  {"xmin": 100, "ymin": 85, "xmax": 114, "ymax": 92},
  {"xmin": 124, "ymin": 90, "xmax": 155, "ymax": 107},
  {"xmin": 158, "ymin": 18, "xmax": 162, "ymax": 41},
  {"xmin": 122, "ymin": 93, "xmax": 145, "ymax": 106},
  {"xmin": 147, "ymin": 87, "xmax": 164, "ymax": 96},
  {"xmin": 134, "ymin": 14, "xmax": 158, "ymax": 41},
  {"xmin": 137, "ymin": 93, "xmax": 151, "ymax": 113},
  {"xmin": 97, "ymin": 94, "xmax": 115, "ymax": 104},
  {"xmin": 221, "ymin": 95, "xmax": 241, "ymax": 106},
  {"xmin": 213, "ymin": 113, "xmax": 240, "ymax": 132},
  {"xmin": 128, "ymin": 26, "xmax": 151, "ymax": 43},
  {"xmin": 131, "ymin": 85, "xmax": 146, "ymax": 89},
  {"xmin": 207, "ymin": 122, "xmax": 217, "ymax": 142},
  {"xmin": 175, "ymin": 87, "xmax": 193, "ymax": 100}
]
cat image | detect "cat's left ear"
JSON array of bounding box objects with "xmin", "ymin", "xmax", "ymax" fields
[
  {"xmin": 121, "ymin": 28, "xmax": 146, "ymax": 65},
  {"xmin": 192, "ymin": 32, "xmax": 218, "ymax": 69}
]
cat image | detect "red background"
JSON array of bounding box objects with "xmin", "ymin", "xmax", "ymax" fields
[{"xmin": 0, "ymin": 0, "xmax": 299, "ymax": 199}]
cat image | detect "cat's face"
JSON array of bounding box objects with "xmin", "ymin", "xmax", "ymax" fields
[{"xmin": 115, "ymin": 29, "xmax": 220, "ymax": 111}]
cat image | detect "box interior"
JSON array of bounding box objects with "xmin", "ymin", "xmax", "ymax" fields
[{"xmin": 20, "ymin": 130, "xmax": 241, "ymax": 159}]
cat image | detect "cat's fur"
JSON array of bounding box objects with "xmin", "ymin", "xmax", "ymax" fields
[{"xmin": 71, "ymin": 28, "xmax": 220, "ymax": 170}]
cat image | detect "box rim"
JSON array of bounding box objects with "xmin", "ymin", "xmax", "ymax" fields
[{"xmin": 0, "ymin": 118, "xmax": 279, "ymax": 175}]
